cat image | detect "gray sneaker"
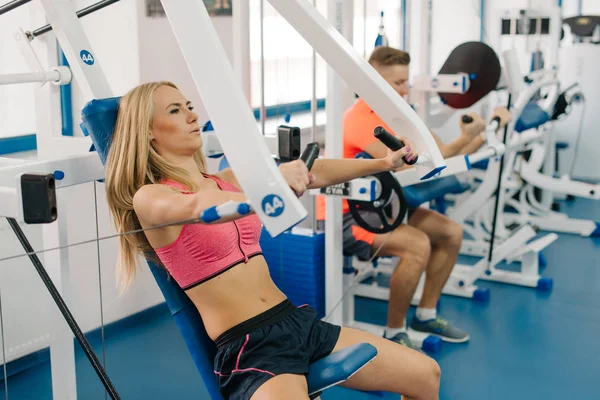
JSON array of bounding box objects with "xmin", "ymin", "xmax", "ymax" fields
[
  {"xmin": 410, "ymin": 317, "xmax": 470, "ymax": 343},
  {"xmin": 384, "ymin": 332, "xmax": 424, "ymax": 353}
]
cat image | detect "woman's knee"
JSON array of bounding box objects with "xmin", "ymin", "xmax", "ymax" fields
[
  {"xmin": 425, "ymin": 359, "xmax": 442, "ymax": 397},
  {"xmin": 409, "ymin": 358, "xmax": 441, "ymax": 400}
]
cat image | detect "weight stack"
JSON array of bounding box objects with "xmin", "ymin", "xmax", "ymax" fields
[{"xmin": 259, "ymin": 228, "xmax": 326, "ymax": 318}]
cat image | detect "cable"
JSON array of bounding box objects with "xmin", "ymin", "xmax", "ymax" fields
[
  {"xmin": 93, "ymin": 181, "xmax": 108, "ymax": 400},
  {"xmin": 0, "ymin": 214, "xmax": 206, "ymax": 264},
  {"xmin": 486, "ymin": 94, "xmax": 512, "ymax": 272},
  {"xmin": 323, "ymin": 229, "xmax": 393, "ymax": 323},
  {"xmin": 5, "ymin": 217, "xmax": 121, "ymax": 399},
  {"xmin": 0, "ymin": 291, "xmax": 8, "ymax": 400}
]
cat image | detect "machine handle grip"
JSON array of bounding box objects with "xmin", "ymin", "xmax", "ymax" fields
[
  {"xmin": 373, "ymin": 126, "xmax": 418, "ymax": 165},
  {"xmin": 461, "ymin": 115, "xmax": 474, "ymax": 123},
  {"xmin": 300, "ymin": 142, "xmax": 320, "ymax": 171}
]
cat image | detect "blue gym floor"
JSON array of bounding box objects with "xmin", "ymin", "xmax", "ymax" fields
[{"xmin": 2, "ymin": 198, "xmax": 599, "ymax": 400}]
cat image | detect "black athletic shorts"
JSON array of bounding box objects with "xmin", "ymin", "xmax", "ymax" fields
[{"xmin": 213, "ymin": 300, "xmax": 342, "ymax": 399}]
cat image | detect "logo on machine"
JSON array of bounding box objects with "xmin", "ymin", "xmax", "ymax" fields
[
  {"xmin": 431, "ymin": 78, "xmax": 439, "ymax": 88},
  {"xmin": 80, "ymin": 50, "xmax": 95, "ymax": 65},
  {"xmin": 262, "ymin": 194, "xmax": 285, "ymax": 217},
  {"xmin": 320, "ymin": 182, "xmax": 350, "ymax": 196}
]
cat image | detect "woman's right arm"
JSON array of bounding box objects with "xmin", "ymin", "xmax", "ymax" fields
[{"xmin": 133, "ymin": 184, "xmax": 251, "ymax": 228}]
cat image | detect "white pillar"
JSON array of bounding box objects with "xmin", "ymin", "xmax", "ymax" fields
[{"xmin": 325, "ymin": 0, "xmax": 346, "ymax": 326}]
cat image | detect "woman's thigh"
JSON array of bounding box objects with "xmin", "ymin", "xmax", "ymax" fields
[
  {"xmin": 251, "ymin": 374, "xmax": 309, "ymax": 400},
  {"xmin": 331, "ymin": 326, "xmax": 441, "ymax": 399}
]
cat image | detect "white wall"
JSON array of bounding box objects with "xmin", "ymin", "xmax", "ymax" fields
[{"xmin": 0, "ymin": 0, "xmax": 235, "ymax": 370}]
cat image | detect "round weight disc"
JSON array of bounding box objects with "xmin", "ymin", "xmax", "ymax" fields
[{"xmin": 348, "ymin": 171, "xmax": 407, "ymax": 234}]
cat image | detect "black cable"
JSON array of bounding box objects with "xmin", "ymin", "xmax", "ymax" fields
[
  {"xmin": 32, "ymin": 0, "xmax": 121, "ymax": 37},
  {"xmin": 0, "ymin": 291, "xmax": 8, "ymax": 400},
  {"xmin": 0, "ymin": 0, "xmax": 31, "ymax": 16},
  {"xmin": 486, "ymin": 93, "xmax": 512, "ymax": 271},
  {"xmin": 93, "ymin": 181, "xmax": 108, "ymax": 400},
  {"xmin": 5, "ymin": 217, "xmax": 121, "ymax": 400}
]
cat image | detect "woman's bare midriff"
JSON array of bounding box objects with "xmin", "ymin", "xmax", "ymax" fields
[{"xmin": 183, "ymin": 255, "xmax": 288, "ymax": 341}]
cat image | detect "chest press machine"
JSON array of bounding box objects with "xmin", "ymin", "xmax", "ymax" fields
[
  {"xmin": 0, "ymin": 0, "xmax": 451, "ymax": 398},
  {"xmin": 314, "ymin": 41, "xmax": 560, "ymax": 347}
]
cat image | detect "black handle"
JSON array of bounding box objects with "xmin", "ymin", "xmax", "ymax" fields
[
  {"xmin": 462, "ymin": 115, "xmax": 473, "ymax": 123},
  {"xmin": 373, "ymin": 126, "xmax": 418, "ymax": 165},
  {"xmin": 300, "ymin": 142, "xmax": 319, "ymax": 171}
]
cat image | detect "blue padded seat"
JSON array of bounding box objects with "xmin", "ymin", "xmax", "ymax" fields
[
  {"xmin": 515, "ymin": 102, "xmax": 550, "ymax": 133},
  {"xmin": 556, "ymin": 141, "xmax": 569, "ymax": 150},
  {"xmin": 308, "ymin": 343, "xmax": 377, "ymax": 395},
  {"xmin": 403, "ymin": 176, "xmax": 470, "ymax": 208},
  {"xmin": 80, "ymin": 97, "xmax": 376, "ymax": 399}
]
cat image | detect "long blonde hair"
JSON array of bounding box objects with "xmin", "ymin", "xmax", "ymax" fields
[{"xmin": 105, "ymin": 81, "xmax": 207, "ymax": 293}]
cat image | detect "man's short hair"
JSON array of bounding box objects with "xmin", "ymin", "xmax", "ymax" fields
[{"xmin": 368, "ymin": 46, "xmax": 411, "ymax": 68}]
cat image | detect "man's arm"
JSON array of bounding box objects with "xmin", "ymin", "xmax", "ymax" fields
[
  {"xmin": 458, "ymin": 135, "xmax": 486, "ymax": 155},
  {"xmin": 431, "ymin": 130, "xmax": 473, "ymax": 158},
  {"xmin": 363, "ymin": 140, "xmax": 414, "ymax": 172}
]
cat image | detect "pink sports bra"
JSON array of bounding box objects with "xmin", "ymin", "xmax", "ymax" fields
[{"xmin": 154, "ymin": 174, "xmax": 263, "ymax": 290}]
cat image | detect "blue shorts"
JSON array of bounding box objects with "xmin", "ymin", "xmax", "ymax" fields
[{"xmin": 213, "ymin": 300, "xmax": 341, "ymax": 399}]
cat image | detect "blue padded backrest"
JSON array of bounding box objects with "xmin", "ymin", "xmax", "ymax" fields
[
  {"xmin": 80, "ymin": 97, "xmax": 121, "ymax": 164},
  {"xmin": 80, "ymin": 98, "xmax": 223, "ymax": 399},
  {"xmin": 514, "ymin": 102, "xmax": 550, "ymax": 133}
]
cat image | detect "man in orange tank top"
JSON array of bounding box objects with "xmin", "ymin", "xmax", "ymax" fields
[{"xmin": 317, "ymin": 46, "xmax": 511, "ymax": 350}]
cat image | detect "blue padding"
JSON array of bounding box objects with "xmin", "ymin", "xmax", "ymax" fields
[
  {"xmin": 307, "ymin": 343, "xmax": 377, "ymax": 395},
  {"xmin": 403, "ymin": 176, "xmax": 470, "ymax": 208},
  {"xmin": 260, "ymin": 229, "xmax": 326, "ymax": 317},
  {"xmin": 147, "ymin": 261, "xmax": 223, "ymax": 399},
  {"xmin": 80, "ymin": 97, "xmax": 121, "ymax": 164},
  {"xmin": 515, "ymin": 102, "xmax": 550, "ymax": 133},
  {"xmin": 556, "ymin": 142, "xmax": 569, "ymax": 150}
]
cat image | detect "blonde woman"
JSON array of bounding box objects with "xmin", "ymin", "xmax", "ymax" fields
[{"xmin": 105, "ymin": 81, "xmax": 440, "ymax": 400}]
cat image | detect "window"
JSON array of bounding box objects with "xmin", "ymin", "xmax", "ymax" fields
[
  {"xmin": 248, "ymin": 0, "xmax": 404, "ymax": 117},
  {"xmin": 353, "ymin": 0, "xmax": 404, "ymax": 60},
  {"xmin": 0, "ymin": 2, "xmax": 37, "ymax": 140},
  {"xmin": 249, "ymin": 0, "xmax": 329, "ymax": 112}
]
